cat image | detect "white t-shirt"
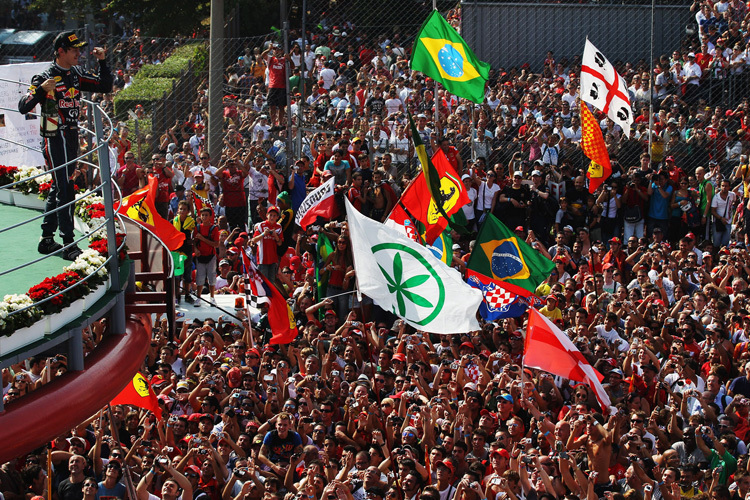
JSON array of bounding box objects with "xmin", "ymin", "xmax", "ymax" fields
[
  {"xmin": 384, "ymin": 97, "xmax": 403, "ymax": 116},
  {"xmin": 711, "ymin": 191, "xmax": 736, "ymax": 220},
  {"xmin": 476, "ymin": 182, "xmax": 501, "ymax": 212},
  {"xmin": 462, "ymin": 187, "xmax": 478, "ymax": 220},
  {"xmin": 595, "ymin": 324, "xmax": 629, "ymax": 351}
]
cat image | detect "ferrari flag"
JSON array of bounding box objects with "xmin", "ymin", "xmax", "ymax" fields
[{"xmin": 117, "ymin": 176, "xmax": 185, "ymax": 251}]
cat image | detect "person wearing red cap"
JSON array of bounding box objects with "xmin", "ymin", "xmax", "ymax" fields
[
  {"xmin": 251, "ymin": 204, "xmax": 282, "ymax": 281},
  {"xmin": 601, "ymin": 237, "xmax": 626, "ymax": 272}
]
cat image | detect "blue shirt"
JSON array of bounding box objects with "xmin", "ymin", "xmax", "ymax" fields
[
  {"xmin": 289, "ymin": 172, "xmax": 306, "ymax": 211},
  {"xmin": 648, "ymin": 182, "xmax": 672, "ymax": 220}
]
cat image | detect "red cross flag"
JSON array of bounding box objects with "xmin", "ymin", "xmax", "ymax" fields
[
  {"xmin": 580, "ymin": 38, "xmax": 633, "ymax": 138},
  {"xmin": 524, "ymin": 308, "xmax": 611, "ymax": 411}
]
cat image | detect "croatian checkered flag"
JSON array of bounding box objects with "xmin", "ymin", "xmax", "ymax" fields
[
  {"xmin": 240, "ymin": 249, "xmax": 268, "ymax": 310},
  {"xmin": 466, "ymin": 271, "xmax": 539, "ymax": 320},
  {"xmin": 192, "ymin": 191, "xmax": 215, "ymax": 219}
]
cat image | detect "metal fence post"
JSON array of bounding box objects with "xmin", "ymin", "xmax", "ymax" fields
[{"xmin": 93, "ymin": 105, "xmax": 126, "ymax": 335}]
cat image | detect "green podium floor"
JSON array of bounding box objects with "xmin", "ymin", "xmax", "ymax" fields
[{"xmin": 0, "ymin": 203, "xmax": 84, "ymax": 298}]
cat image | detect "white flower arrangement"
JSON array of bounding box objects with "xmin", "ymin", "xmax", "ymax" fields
[
  {"xmin": 0, "ymin": 293, "xmax": 42, "ymax": 335},
  {"xmin": 13, "ymin": 165, "xmax": 50, "ymax": 195},
  {"xmin": 64, "ymin": 249, "xmax": 109, "ymax": 278}
]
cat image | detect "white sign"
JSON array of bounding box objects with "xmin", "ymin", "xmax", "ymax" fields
[{"xmin": 0, "ymin": 62, "xmax": 49, "ymax": 167}]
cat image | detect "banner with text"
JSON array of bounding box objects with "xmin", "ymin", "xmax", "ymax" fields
[{"xmin": 0, "ymin": 62, "xmax": 48, "ymax": 168}]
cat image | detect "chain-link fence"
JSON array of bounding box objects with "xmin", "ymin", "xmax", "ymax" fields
[{"xmin": 4, "ymin": 0, "xmax": 747, "ymax": 181}]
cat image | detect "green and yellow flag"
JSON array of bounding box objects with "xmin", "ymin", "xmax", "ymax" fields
[{"xmin": 411, "ymin": 10, "xmax": 490, "ymax": 104}]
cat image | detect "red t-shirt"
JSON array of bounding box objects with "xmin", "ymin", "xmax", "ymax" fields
[
  {"xmin": 116, "ymin": 165, "xmax": 140, "ymax": 196},
  {"xmin": 443, "ymin": 145, "xmax": 461, "ymax": 172},
  {"xmin": 194, "ymin": 223, "xmax": 220, "ymax": 258},
  {"xmin": 347, "ymin": 185, "xmax": 363, "ymax": 211},
  {"xmin": 253, "ymin": 220, "xmax": 281, "ymax": 265},
  {"xmin": 153, "ymin": 168, "xmax": 172, "ymax": 203},
  {"xmin": 268, "ymin": 56, "xmax": 286, "ymax": 89},
  {"xmin": 220, "ymin": 170, "xmax": 247, "ymax": 207}
]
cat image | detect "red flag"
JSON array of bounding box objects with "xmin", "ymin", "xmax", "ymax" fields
[
  {"xmin": 387, "ymin": 149, "xmax": 469, "ymax": 243},
  {"xmin": 295, "ymin": 177, "xmax": 338, "ymax": 230},
  {"xmin": 524, "ymin": 308, "xmax": 611, "ymax": 410},
  {"xmin": 260, "ymin": 272, "xmax": 299, "ymax": 345},
  {"xmin": 581, "ymin": 103, "xmax": 612, "ymax": 194},
  {"xmin": 118, "ymin": 176, "xmax": 186, "ymax": 251},
  {"xmin": 111, "ymin": 372, "xmax": 162, "ymax": 419}
]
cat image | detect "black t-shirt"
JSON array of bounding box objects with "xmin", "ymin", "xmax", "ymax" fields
[
  {"xmin": 366, "ymin": 97, "xmax": 385, "ymax": 117},
  {"xmin": 58, "ymin": 477, "xmax": 87, "ymax": 500},
  {"xmin": 498, "ymin": 185, "xmax": 531, "ymax": 222}
]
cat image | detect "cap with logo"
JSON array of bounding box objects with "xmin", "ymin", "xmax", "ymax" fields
[{"xmin": 54, "ymin": 31, "xmax": 88, "ymax": 51}]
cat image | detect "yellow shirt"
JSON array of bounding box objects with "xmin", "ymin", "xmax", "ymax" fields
[{"xmin": 539, "ymin": 305, "xmax": 562, "ymax": 323}]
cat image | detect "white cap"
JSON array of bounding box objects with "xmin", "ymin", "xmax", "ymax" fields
[
  {"xmin": 513, "ymin": 171, "xmax": 523, "ymax": 178},
  {"xmin": 531, "ymin": 170, "xmax": 542, "ymax": 176}
]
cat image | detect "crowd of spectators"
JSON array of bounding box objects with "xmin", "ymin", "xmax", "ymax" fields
[{"xmin": 11, "ymin": 6, "xmax": 750, "ymax": 500}]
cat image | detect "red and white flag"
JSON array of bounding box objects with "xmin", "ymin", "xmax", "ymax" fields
[
  {"xmin": 524, "ymin": 308, "xmax": 611, "ymax": 410},
  {"xmin": 295, "ymin": 177, "xmax": 338, "ymax": 230},
  {"xmin": 580, "ymin": 38, "xmax": 633, "ymax": 138}
]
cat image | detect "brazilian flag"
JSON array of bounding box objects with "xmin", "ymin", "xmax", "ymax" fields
[
  {"xmin": 467, "ymin": 214, "xmax": 554, "ymax": 295},
  {"xmin": 411, "ymin": 10, "xmax": 490, "ymax": 104}
]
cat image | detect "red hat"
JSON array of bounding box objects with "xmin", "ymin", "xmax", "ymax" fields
[
  {"xmin": 514, "ymin": 225, "xmax": 524, "ymax": 232},
  {"xmin": 247, "ymin": 347, "xmax": 261, "ymax": 358},
  {"xmin": 290, "ymin": 255, "xmax": 302, "ymax": 270},
  {"xmin": 491, "ymin": 448, "xmax": 511, "ymax": 459},
  {"xmin": 685, "ymin": 232, "xmax": 696, "ymax": 240},
  {"xmin": 324, "ymin": 309, "xmax": 337, "ymax": 317},
  {"xmin": 234, "ymin": 237, "xmax": 246, "ymax": 247},
  {"xmin": 150, "ymin": 375, "xmax": 167, "ymax": 388},
  {"xmin": 227, "ymin": 247, "xmax": 239, "ymax": 255},
  {"xmin": 306, "ymin": 267, "xmax": 315, "ymax": 276},
  {"xmin": 509, "ymin": 330, "xmax": 523, "ymax": 337},
  {"xmin": 227, "ymin": 367, "xmax": 242, "ymax": 388},
  {"xmin": 665, "ymin": 156, "xmax": 675, "ymax": 162},
  {"xmin": 392, "ymin": 353, "xmax": 406, "ymax": 362},
  {"xmin": 435, "ymin": 460, "xmax": 455, "ymax": 474},
  {"xmin": 602, "ymin": 262, "xmax": 615, "ymax": 270},
  {"xmin": 186, "ymin": 465, "xmax": 201, "ymax": 475},
  {"xmin": 479, "ymin": 349, "xmax": 492, "ymax": 358},
  {"xmin": 267, "ymin": 205, "xmax": 280, "ymax": 214},
  {"xmin": 480, "ymin": 408, "xmax": 498, "ymax": 421},
  {"xmin": 653, "ymin": 299, "xmax": 666, "ymax": 307},
  {"xmin": 460, "ymin": 341, "xmax": 475, "ymax": 350},
  {"xmin": 609, "ymin": 237, "xmax": 622, "ymax": 244},
  {"xmin": 187, "ymin": 413, "xmax": 204, "ymax": 423}
]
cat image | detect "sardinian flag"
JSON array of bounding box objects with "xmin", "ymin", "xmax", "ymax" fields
[
  {"xmin": 580, "ymin": 38, "xmax": 633, "ymax": 137},
  {"xmin": 240, "ymin": 249, "xmax": 269, "ymax": 310},
  {"xmin": 295, "ymin": 177, "xmax": 337, "ymax": 230}
]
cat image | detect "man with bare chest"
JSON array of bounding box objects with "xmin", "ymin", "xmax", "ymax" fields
[{"xmin": 368, "ymin": 169, "xmax": 393, "ymax": 222}]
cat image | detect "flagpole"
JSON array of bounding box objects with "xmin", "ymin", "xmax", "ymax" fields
[
  {"xmin": 47, "ymin": 449, "xmax": 52, "ymax": 500},
  {"xmin": 433, "ymin": 3, "xmax": 440, "ymax": 137},
  {"xmin": 648, "ymin": 0, "xmax": 655, "ymax": 162}
]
